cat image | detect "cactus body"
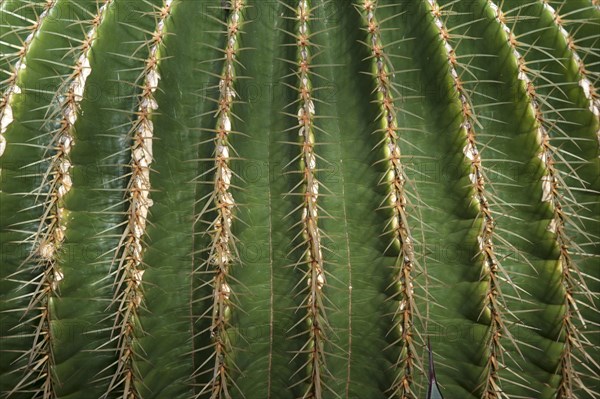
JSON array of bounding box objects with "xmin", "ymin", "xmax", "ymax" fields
[{"xmin": 0, "ymin": 1, "xmax": 598, "ymax": 398}]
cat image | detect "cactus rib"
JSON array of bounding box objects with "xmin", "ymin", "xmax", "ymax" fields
[
  {"xmin": 286, "ymin": 2, "xmax": 331, "ymax": 397},
  {"xmin": 105, "ymin": 1, "xmax": 172, "ymax": 397},
  {"xmin": 428, "ymin": 1, "xmax": 528, "ymax": 397},
  {"xmin": 0, "ymin": 0, "xmax": 55, "ymax": 162},
  {"xmin": 490, "ymin": 1, "xmax": 597, "ymax": 396},
  {"xmin": 193, "ymin": 1, "xmax": 245, "ymax": 398},
  {"xmin": 6, "ymin": 1, "xmax": 114, "ymax": 396},
  {"xmin": 356, "ymin": 1, "xmax": 424, "ymax": 397},
  {"xmin": 541, "ymin": 0, "xmax": 600, "ymax": 146}
]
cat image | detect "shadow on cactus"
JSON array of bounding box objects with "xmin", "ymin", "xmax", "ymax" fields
[{"xmin": 0, "ymin": 0, "xmax": 598, "ymax": 398}]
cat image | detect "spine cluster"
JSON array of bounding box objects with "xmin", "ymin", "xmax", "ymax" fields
[
  {"xmin": 359, "ymin": 1, "xmax": 420, "ymax": 397},
  {"xmin": 489, "ymin": 1, "xmax": 589, "ymax": 397},
  {"xmin": 107, "ymin": 1, "xmax": 171, "ymax": 397},
  {"xmin": 198, "ymin": 1, "xmax": 244, "ymax": 398}
]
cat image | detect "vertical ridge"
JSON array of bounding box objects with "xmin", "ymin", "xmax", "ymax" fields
[
  {"xmin": 489, "ymin": 2, "xmax": 597, "ymax": 397},
  {"xmin": 426, "ymin": 1, "xmax": 526, "ymax": 397},
  {"xmin": 286, "ymin": 2, "xmax": 330, "ymax": 397},
  {"xmin": 355, "ymin": 2, "xmax": 425, "ymax": 397},
  {"xmin": 541, "ymin": 1, "xmax": 600, "ymax": 141},
  {"xmin": 4, "ymin": 1, "xmax": 112, "ymax": 396},
  {"xmin": 0, "ymin": 0, "xmax": 56, "ymax": 165},
  {"xmin": 104, "ymin": 1, "xmax": 173, "ymax": 397},
  {"xmin": 193, "ymin": 2, "xmax": 246, "ymax": 397}
]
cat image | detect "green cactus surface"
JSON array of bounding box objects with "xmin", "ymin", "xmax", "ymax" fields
[{"xmin": 0, "ymin": 0, "xmax": 599, "ymax": 398}]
